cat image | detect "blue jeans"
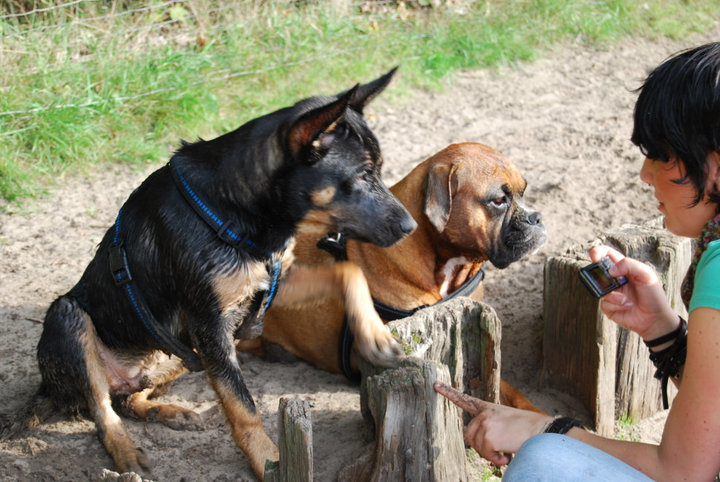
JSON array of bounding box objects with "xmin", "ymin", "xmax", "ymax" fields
[{"xmin": 503, "ymin": 433, "xmax": 653, "ymax": 481}]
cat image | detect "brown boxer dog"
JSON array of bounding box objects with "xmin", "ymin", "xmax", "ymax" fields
[{"xmin": 243, "ymin": 142, "xmax": 546, "ymax": 411}]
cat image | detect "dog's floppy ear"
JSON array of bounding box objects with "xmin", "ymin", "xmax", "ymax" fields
[
  {"xmin": 424, "ymin": 161, "xmax": 459, "ymax": 233},
  {"xmin": 339, "ymin": 66, "xmax": 398, "ymax": 113},
  {"xmin": 287, "ymin": 86, "xmax": 356, "ymax": 162}
]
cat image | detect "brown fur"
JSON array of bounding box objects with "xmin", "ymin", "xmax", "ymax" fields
[{"xmin": 248, "ymin": 143, "xmax": 547, "ymax": 412}]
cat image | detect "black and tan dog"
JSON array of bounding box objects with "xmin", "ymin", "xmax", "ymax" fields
[
  {"xmin": 248, "ymin": 142, "xmax": 547, "ymax": 410},
  {"xmin": 16, "ymin": 70, "xmax": 416, "ymax": 479}
]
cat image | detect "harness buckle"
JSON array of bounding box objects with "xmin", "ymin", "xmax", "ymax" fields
[
  {"xmin": 217, "ymin": 219, "xmax": 241, "ymax": 246},
  {"xmin": 108, "ymin": 244, "xmax": 132, "ymax": 286},
  {"xmin": 317, "ymin": 232, "xmax": 348, "ymax": 261}
]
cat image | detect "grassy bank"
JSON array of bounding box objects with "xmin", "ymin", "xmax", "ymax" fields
[{"xmin": 1, "ymin": 0, "xmax": 718, "ymax": 209}]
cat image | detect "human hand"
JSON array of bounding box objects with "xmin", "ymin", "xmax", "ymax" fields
[
  {"xmin": 589, "ymin": 245, "xmax": 679, "ymax": 341},
  {"xmin": 433, "ymin": 381, "xmax": 551, "ymax": 466}
]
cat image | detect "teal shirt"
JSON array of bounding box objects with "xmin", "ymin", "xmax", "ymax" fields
[{"xmin": 689, "ymin": 239, "xmax": 720, "ymax": 313}]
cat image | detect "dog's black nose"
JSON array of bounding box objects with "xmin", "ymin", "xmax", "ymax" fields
[
  {"xmin": 528, "ymin": 211, "xmax": 543, "ymax": 226},
  {"xmin": 398, "ymin": 216, "xmax": 418, "ymax": 235}
]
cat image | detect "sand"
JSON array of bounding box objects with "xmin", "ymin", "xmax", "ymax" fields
[{"xmin": 2, "ymin": 26, "xmax": 718, "ymax": 480}]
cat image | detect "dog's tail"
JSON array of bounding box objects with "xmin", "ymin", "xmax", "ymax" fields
[{"xmin": 0, "ymin": 390, "xmax": 56, "ymax": 440}]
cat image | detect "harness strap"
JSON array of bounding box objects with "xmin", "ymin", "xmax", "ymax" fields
[
  {"xmin": 169, "ymin": 158, "xmax": 263, "ymax": 257},
  {"xmin": 109, "ymin": 161, "xmax": 287, "ymax": 369},
  {"xmin": 169, "ymin": 158, "xmax": 284, "ymax": 314},
  {"xmin": 110, "ymin": 210, "xmax": 203, "ymax": 372},
  {"xmin": 317, "ymin": 234, "xmax": 485, "ymax": 381}
]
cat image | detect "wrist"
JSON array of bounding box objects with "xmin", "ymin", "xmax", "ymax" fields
[
  {"xmin": 543, "ymin": 416, "xmax": 585, "ymax": 435},
  {"xmin": 641, "ymin": 314, "xmax": 683, "ymax": 350},
  {"xmin": 539, "ymin": 415, "xmax": 555, "ymax": 435},
  {"xmin": 646, "ymin": 317, "xmax": 688, "ymax": 409},
  {"xmin": 642, "ymin": 315, "xmax": 685, "ymax": 353}
]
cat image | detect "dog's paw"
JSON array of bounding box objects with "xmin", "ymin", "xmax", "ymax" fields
[
  {"xmin": 99, "ymin": 467, "xmax": 151, "ymax": 482},
  {"xmin": 355, "ymin": 324, "xmax": 404, "ymax": 367},
  {"xmin": 406, "ymin": 340, "xmax": 431, "ymax": 358},
  {"xmin": 153, "ymin": 404, "xmax": 222, "ymax": 431},
  {"xmin": 113, "ymin": 446, "xmax": 151, "ymax": 478}
]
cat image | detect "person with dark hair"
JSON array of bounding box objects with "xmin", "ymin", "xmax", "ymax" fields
[{"xmin": 435, "ymin": 41, "xmax": 720, "ymax": 481}]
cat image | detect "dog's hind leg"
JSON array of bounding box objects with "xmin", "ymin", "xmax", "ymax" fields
[
  {"xmin": 121, "ymin": 359, "xmax": 215, "ymax": 430},
  {"xmin": 38, "ymin": 296, "xmax": 150, "ymax": 474},
  {"xmin": 500, "ymin": 379, "xmax": 546, "ymax": 414}
]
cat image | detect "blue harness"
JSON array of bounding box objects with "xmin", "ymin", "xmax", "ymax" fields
[{"xmin": 108, "ymin": 159, "xmax": 284, "ymax": 370}]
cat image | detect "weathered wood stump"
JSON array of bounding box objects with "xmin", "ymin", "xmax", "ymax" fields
[
  {"xmin": 265, "ymin": 397, "xmax": 313, "ymax": 482},
  {"xmin": 543, "ymin": 219, "xmax": 692, "ymax": 435},
  {"xmin": 339, "ymin": 297, "xmax": 502, "ymax": 481}
]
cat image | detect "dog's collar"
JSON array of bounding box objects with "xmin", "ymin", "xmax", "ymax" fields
[
  {"xmin": 318, "ymin": 233, "xmax": 485, "ymax": 318},
  {"xmin": 316, "ymin": 232, "xmax": 348, "ymax": 261},
  {"xmin": 372, "ymin": 268, "xmax": 484, "ymax": 320},
  {"xmin": 318, "ymin": 233, "xmax": 485, "ymax": 381},
  {"xmin": 169, "ymin": 158, "xmax": 284, "ymax": 314}
]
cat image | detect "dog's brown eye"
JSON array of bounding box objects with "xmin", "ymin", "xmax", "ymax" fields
[
  {"xmin": 491, "ymin": 197, "xmax": 507, "ymax": 207},
  {"xmin": 355, "ymin": 164, "xmax": 374, "ymax": 183}
]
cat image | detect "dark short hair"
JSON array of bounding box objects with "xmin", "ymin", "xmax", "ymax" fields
[{"xmin": 631, "ymin": 42, "xmax": 720, "ymax": 207}]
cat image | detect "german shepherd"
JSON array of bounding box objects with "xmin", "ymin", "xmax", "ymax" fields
[{"xmin": 14, "ymin": 69, "xmax": 415, "ymax": 480}]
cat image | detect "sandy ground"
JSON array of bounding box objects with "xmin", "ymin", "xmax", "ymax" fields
[{"xmin": 2, "ymin": 26, "xmax": 718, "ymax": 481}]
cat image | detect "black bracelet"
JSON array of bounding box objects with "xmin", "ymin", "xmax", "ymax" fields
[
  {"xmin": 647, "ymin": 317, "xmax": 687, "ymax": 409},
  {"xmin": 544, "ymin": 416, "xmax": 585, "ymax": 435},
  {"xmin": 644, "ymin": 316, "xmax": 686, "ymax": 348}
]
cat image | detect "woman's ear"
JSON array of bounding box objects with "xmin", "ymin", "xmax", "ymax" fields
[{"xmin": 711, "ymin": 150, "xmax": 720, "ymax": 191}]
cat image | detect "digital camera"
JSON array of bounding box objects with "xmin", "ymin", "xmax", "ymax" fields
[{"xmin": 579, "ymin": 256, "xmax": 628, "ymax": 298}]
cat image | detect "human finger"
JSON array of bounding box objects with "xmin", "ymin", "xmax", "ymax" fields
[
  {"xmin": 589, "ymin": 245, "xmax": 625, "ymax": 264},
  {"xmin": 465, "ymin": 416, "xmax": 510, "ymax": 466},
  {"xmin": 433, "ymin": 381, "xmax": 483, "ymax": 415},
  {"xmin": 485, "ymin": 450, "xmax": 511, "ymax": 467},
  {"xmin": 608, "ymin": 256, "xmax": 658, "ymax": 286},
  {"xmin": 601, "ymin": 290, "xmax": 631, "ymax": 307},
  {"xmin": 590, "ymin": 246, "xmax": 659, "ymax": 288}
]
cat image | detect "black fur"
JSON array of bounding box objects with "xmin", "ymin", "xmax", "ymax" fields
[{"xmin": 17, "ymin": 69, "xmax": 415, "ymax": 475}]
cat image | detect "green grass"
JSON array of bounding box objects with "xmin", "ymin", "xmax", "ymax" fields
[
  {"xmin": 1, "ymin": 0, "xmax": 718, "ymax": 209},
  {"xmin": 615, "ymin": 413, "xmax": 641, "ymax": 442},
  {"xmin": 466, "ymin": 447, "xmax": 503, "ymax": 480}
]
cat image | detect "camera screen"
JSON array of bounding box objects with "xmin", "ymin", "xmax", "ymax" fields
[{"xmin": 587, "ymin": 265, "xmax": 613, "ymax": 291}]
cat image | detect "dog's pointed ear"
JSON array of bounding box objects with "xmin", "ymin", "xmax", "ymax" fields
[
  {"xmin": 424, "ymin": 162, "xmax": 458, "ymax": 233},
  {"xmin": 339, "ymin": 66, "xmax": 398, "ymax": 113},
  {"xmin": 287, "ymin": 86, "xmax": 357, "ymax": 162}
]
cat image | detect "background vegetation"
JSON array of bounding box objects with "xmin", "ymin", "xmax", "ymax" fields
[{"xmin": 1, "ymin": 0, "xmax": 718, "ymax": 210}]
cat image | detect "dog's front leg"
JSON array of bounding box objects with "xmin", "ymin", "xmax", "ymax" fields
[
  {"xmin": 274, "ymin": 262, "xmax": 403, "ymax": 367},
  {"xmin": 191, "ymin": 323, "xmax": 278, "ymax": 480}
]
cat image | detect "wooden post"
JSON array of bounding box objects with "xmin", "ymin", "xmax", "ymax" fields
[
  {"xmin": 543, "ymin": 255, "xmax": 618, "ymax": 435},
  {"xmin": 604, "ymin": 223, "xmax": 691, "ymax": 420},
  {"xmin": 340, "ymin": 297, "xmax": 502, "ymax": 481},
  {"xmin": 543, "ymin": 219, "xmax": 692, "ymax": 434},
  {"xmin": 264, "ymin": 397, "xmax": 313, "ymax": 482}
]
